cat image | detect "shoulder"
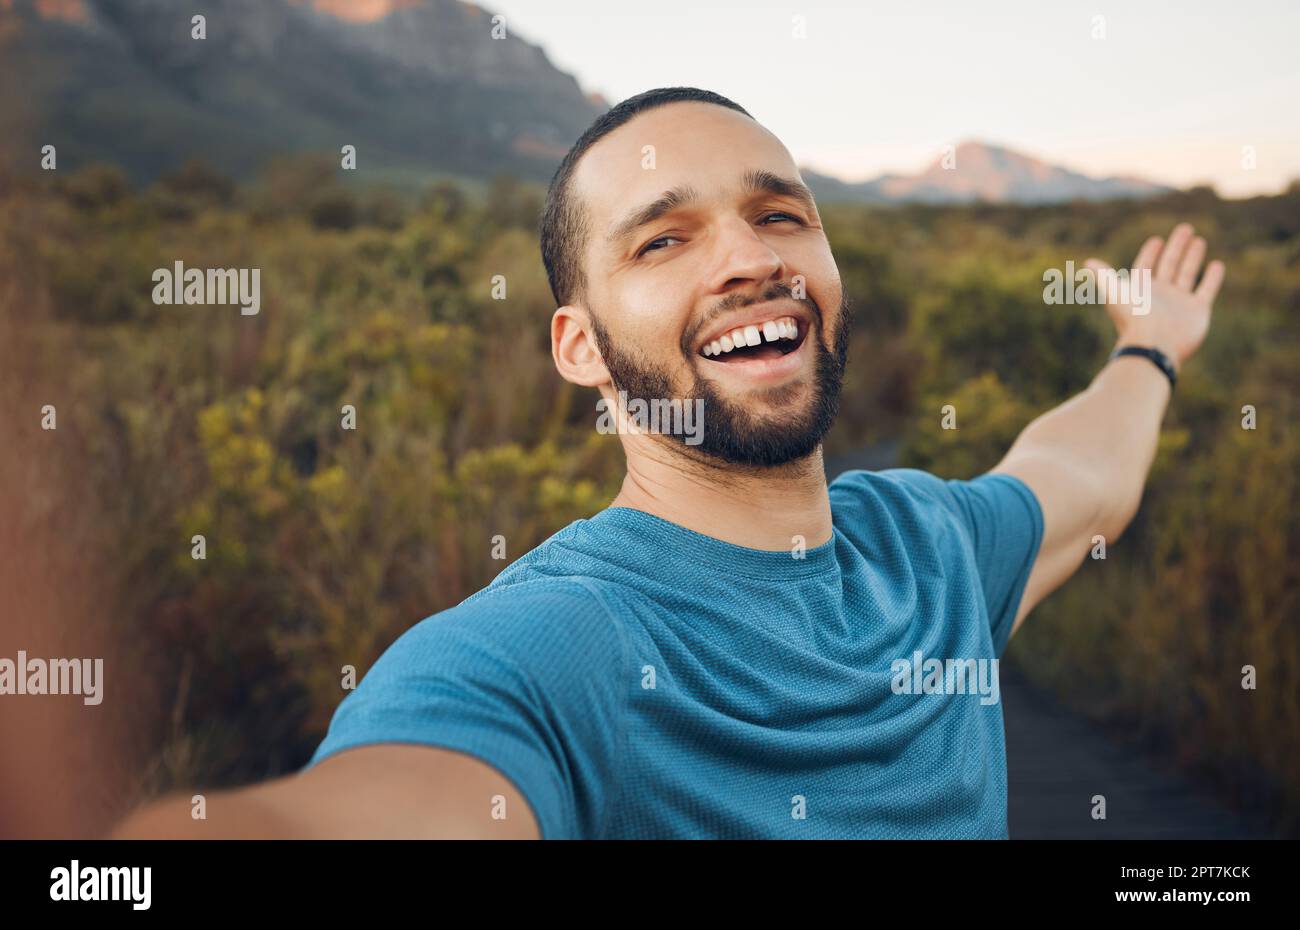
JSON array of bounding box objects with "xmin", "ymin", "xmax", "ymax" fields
[
  {"xmin": 394, "ymin": 574, "xmax": 629, "ymax": 683},
  {"xmin": 311, "ymin": 576, "xmax": 629, "ymax": 841},
  {"xmin": 831, "ymin": 467, "xmax": 1039, "ymax": 543},
  {"xmin": 831, "ymin": 467, "xmax": 948, "ymax": 506},
  {"xmin": 830, "ymin": 467, "xmax": 961, "ymax": 532},
  {"xmin": 479, "ymin": 514, "xmax": 636, "ymax": 589}
]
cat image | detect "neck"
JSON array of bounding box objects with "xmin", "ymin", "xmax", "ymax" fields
[{"xmin": 609, "ymin": 437, "xmax": 833, "ymax": 551}]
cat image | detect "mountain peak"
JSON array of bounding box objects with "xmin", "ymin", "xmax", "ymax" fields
[
  {"xmin": 0, "ymin": 0, "xmax": 604, "ymax": 184},
  {"xmin": 804, "ymin": 140, "xmax": 1172, "ymax": 205},
  {"xmin": 288, "ymin": 0, "xmax": 423, "ymax": 23}
]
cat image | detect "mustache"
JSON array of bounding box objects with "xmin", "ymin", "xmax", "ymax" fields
[{"xmin": 680, "ymin": 282, "xmax": 824, "ymax": 357}]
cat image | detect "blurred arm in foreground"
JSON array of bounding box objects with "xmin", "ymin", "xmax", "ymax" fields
[{"xmin": 109, "ymin": 743, "xmax": 540, "ymax": 839}]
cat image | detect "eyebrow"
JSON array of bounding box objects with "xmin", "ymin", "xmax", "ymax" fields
[
  {"xmin": 606, "ymin": 184, "xmax": 700, "ymax": 249},
  {"xmin": 742, "ymin": 169, "xmax": 818, "ymax": 218},
  {"xmin": 606, "ymin": 169, "xmax": 818, "ymax": 251}
]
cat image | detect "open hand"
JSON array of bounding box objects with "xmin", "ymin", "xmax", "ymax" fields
[{"xmin": 1085, "ymin": 222, "xmax": 1225, "ymax": 370}]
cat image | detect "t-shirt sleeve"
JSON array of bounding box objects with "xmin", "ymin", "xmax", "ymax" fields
[
  {"xmin": 880, "ymin": 468, "xmax": 1044, "ymax": 656},
  {"xmin": 301, "ymin": 578, "xmax": 629, "ymax": 840}
]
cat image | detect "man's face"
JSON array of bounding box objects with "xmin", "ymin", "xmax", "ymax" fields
[{"xmin": 569, "ymin": 101, "xmax": 851, "ymax": 469}]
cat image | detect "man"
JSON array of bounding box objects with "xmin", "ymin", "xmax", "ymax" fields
[{"xmin": 112, "ymin": 87, "xmax": 1224, "ymax": 840}]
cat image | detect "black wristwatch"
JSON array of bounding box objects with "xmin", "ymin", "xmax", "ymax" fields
[{"xmin": 1110, "ymin": 345, "xmax": 1177, "ymax": 391}]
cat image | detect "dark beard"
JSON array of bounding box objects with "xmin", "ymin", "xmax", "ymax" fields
[{"xmin": 589, "ymin": 289, "xmax": 852, "ymax": 469}]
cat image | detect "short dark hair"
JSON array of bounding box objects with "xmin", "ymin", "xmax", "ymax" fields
[{"xmin": 539, "ymin": 87, "xmax": 754, "ymax": 307}]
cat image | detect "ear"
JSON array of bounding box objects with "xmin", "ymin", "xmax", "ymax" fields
[{"xmin": 552, "ymin": 305, "xmax": 611, "ymax": 388}]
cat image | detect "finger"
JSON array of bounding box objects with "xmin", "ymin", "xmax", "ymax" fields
[
  {"xmin": 1133, "ymin": 235, "xmax": 1164, "ymax": 273},
  {"xmin": 1194, "ymin": 259, "xmax": 1226, "ymax": 304},
  {"xmin": 1155, "ymin": 223, "xmax": 1194, "ymax": 281},
  {"xmin": 1175, "ymin": 236, "xmax": 1207, "ymax": 290}
]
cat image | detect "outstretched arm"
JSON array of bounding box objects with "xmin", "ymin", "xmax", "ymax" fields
[
  {"xmin": 992, "ymin": 223, "xmax": 1226, "ymax": 639},
  {"xmin": 108, "ymin": 744, "xmax": 541, "ymax": 839}
]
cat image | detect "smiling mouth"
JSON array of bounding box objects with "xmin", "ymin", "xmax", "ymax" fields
[{"xmin": 699, "ymin": 316, "xmax": 807, "ymax": 363}]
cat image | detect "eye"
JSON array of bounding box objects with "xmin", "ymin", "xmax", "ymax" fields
[
  {"xmin": 759, "ymin": 211, "xmax": 801, "ymax": 225},
  {"xmin": 636, "ymin": 235, "xmax": 681, "ymax": 258}
]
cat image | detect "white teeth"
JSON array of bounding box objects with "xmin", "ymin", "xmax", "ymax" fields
[{"xmin": 704, "ymin": 318, "xmax": 800, "ymax": 357}]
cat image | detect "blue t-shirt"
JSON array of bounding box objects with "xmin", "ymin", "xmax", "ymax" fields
[{"xmin": 304, "ymin": 468, "xmax": 1044, "ymax": 839}]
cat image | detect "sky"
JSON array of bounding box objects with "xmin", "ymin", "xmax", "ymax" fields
[{"xmin": 486, "ymin": 0, "xmax": 1300, "ymax": 197}]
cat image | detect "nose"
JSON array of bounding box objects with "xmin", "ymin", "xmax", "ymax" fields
[{"xmin": 706, "ymin": 214, "xmax": 784, "ymax": 296}]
